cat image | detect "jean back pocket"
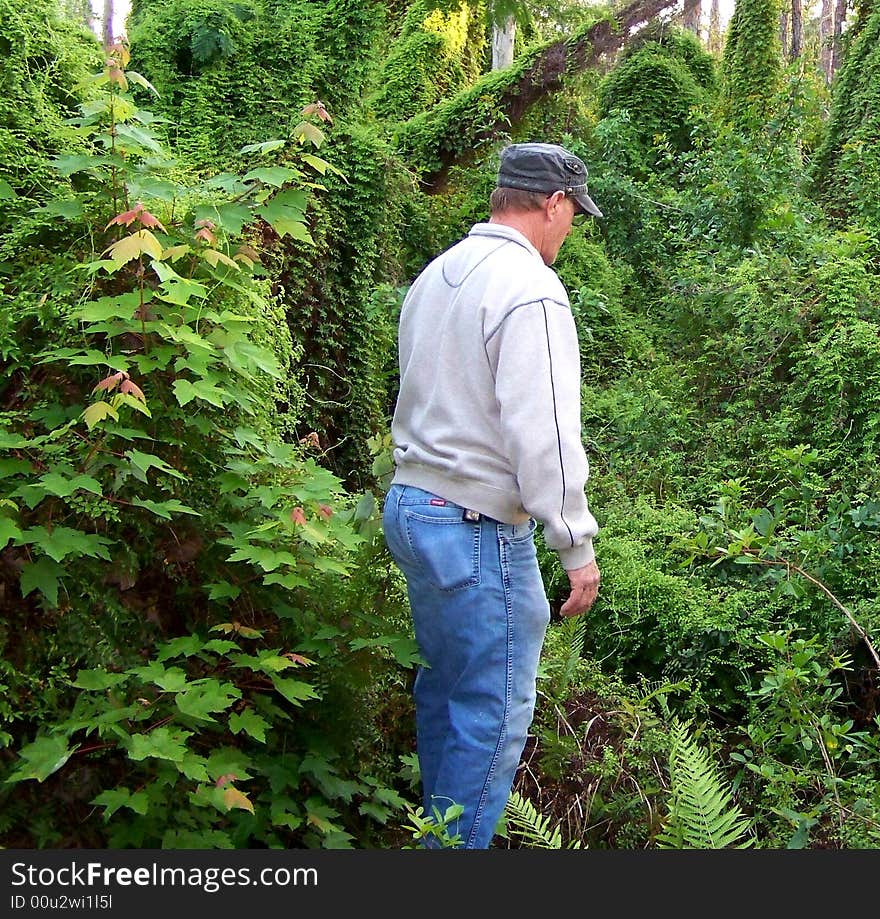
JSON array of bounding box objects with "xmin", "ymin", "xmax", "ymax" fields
[{"xmin": 403, "ymin": 509, "xmax": 481, "ymax": 592}]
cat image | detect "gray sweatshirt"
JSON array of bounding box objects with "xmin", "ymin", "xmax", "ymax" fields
[{"xmin": 390, "ymin": 221, "xmax": 598, "ymax": 570}]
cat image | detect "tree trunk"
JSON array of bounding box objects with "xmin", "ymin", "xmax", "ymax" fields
[
  {"xmin": 790, "ymin": 0, "xmax": 803, "ymax": 59},
  {"xmin": 102, "ymin": 0, "xmax": 115, "ymax": 47},
  {"xmin": 682, "ymin": 0, "xmax": 701, "ymax": 34},
  {"xmin": 400, "ymin": 0, "xmax": 683, "ymax": 190},
  {"xmin": 492, "ymin": 15, "xmax": 517, "ymax": 70},
  {"xmin": 780, "ymin": 9, "xmax": 789, "ymax": 58},
  {"xmin": 709, "ymin": 0, "xmax": 721, "ymax": 53},
  {"xmin": 831, "ymin": 0, "xmax": 848, "ymax": 74},
  {"xmin": 820, "ymin": 0, "xmax": 834, "ymax": 81}
]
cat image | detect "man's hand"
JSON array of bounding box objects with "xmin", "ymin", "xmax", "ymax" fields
[{"xmin": 560, "ymin": 560, "xmax": 600, "ymax": 617}]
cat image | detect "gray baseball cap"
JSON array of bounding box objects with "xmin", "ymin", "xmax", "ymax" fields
[{"xmin": 497, "ymin": 142, "xmax": 603, "ymax": 218}]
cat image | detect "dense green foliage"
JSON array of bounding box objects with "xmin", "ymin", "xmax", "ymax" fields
[
  {"xmin": 0, "ymin": 0, "xmax": 100, "ymax": 201},
  {"xmin": 721, "ymin": 0, "xmax": 782, "ymax": 122},
  {"xmin": 0, "ymin": 30, "xmax": 415, "ymax": 848},
  {"xmin": 598, "ymin": 24, "xmax": 716, "ymax": 154},
  {"xmin": 370, "ymin": 0, "xmax": 486, "ymax": 121},
  {"xmin": 812, "ymin": 2, "xmax": 880, "ymax": 229},
  {"xmin": 3, "ymin": 0, "xmax": 880, "ymax": 851}
]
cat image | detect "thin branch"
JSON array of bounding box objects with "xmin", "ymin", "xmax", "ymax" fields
[{"xmin": 722, "ymin": 548, "xmax": 880, "ymax": 670}]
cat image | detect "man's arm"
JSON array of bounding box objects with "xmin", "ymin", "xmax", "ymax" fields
[{"xmin": 488, "ymin": 296, "xmax": 599, "ymax": 573}]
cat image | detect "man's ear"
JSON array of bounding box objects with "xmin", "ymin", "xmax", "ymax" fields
[{"xmin": 545, "ymin": 190, "xmax": 566, "ymax": 218}]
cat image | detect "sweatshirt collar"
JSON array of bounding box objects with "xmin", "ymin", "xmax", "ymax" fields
[{"xmin": 468, "ymin": 222, "xmax": 542, "ymax": 262}]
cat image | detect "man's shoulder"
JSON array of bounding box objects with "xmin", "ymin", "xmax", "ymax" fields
[
  {"xmin": 458, "ymin": 231, "xmax": 569, "ymax": 305},
  {"xmin": 406, "ymin": 228, "xmax": 569, "ymax": 312},
  {"xmin": 488, "ymin": 250, "xmax": 569, "ymax": 307}
]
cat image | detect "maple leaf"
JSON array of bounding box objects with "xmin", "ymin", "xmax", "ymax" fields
[
  {"xmin": 298, "ymin": 432, "xmax": 320, "ymax": 449},
  {"xmin": 120, "ymin": 379, "xmax": 145, "ymax": 401},
  {"xmin": 107, "ymin": 203, "xmax": 167, "ymax": 233},
  {"xmin": 234, "ymin": 244, "xmax": 261, "ymax": 268},
  {"xmin": 161, "ymin": 244, "xmax": 191, "ymax": 261},
  {"xmin": 107, "ymin": 40, "xmax": 130, "ymax": 68},
  {"xmin": 318, "ymin": 504, "xmax": 333, "ymax": 519},
  {"xmin": 202, "ymin": 248, "xmax": 240, "ymax": 271},
  {"xmin": 194, "ymin": 227, "xmax": 216, "ymax": 245},
  {"xmin": 302, "ymin": 100, "xmax": 333, "ymax": 124},
  {"xmin": 283, "ymin": 653, "xmax": 314, "ymax": 667},
  {"xmin": 137, "ymin": 208, "xmax": 166, "ymax": 232},
  {"xmin": 210, "ymin": 621, "xmax": 262, "ymax": 639},
  {"xmin": 215, "ymin": 773, "xmax": 237, "ymax": 788},
  {"xmin": 236, "ymin": 244, "xmax": 260, "ymax": 261},
  {"xmin": 107, "ymin": 204, "xmax": 144, "ymax": 229},
  {"xmin": 104, "ymin": 230, "xmax": 164, "ymax": 265},
  {"xmin": 92, "ymin": 370, "xmax": 128, "ymax": 394},
  {"xmin": 292, "ymin": 121, "xmax": 324, "ymax": 148},
  {"xmin": 291, "ymin": 507, "xmax": 307, "ymax": 526},
  {"xmin": 223, "ymin": 786, "xmax": 255, "ymax": 814},
  {"xmin": 107, "ymin": 65, "xmax": 128, "ymax": 89},
  {"xmin": 83, "ymin": 400, "xmax": 119, "ymax": 430}
]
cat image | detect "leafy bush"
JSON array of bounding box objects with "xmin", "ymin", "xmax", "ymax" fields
[{"xmin": 0, "ymin": 44, "xmax": 412, "ymax": 848}]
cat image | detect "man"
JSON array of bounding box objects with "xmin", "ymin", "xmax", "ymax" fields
[{"xmin": 382, "ymin": 142, "xmax": 601, "ymax": 849}]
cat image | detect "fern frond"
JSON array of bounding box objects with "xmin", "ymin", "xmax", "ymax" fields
[
  {"xmin": 636, "ymin": 679, "xmax": 690, "ymax": 708},
  {"xmin": 657, "ymin": 719, "xmax": 753, "ymax": 849},
  {"xmin": 504, "ymin": 791, "xmax": 582, "ymax": 849},
  {"xmin": 556, "ymin": 615, "xmax": 587, "ymax": 692}
]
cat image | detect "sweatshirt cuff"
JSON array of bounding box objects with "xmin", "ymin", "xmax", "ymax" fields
[{"xmin": 559, "ymin": 539, "xmax": 595, "ymax": 571}]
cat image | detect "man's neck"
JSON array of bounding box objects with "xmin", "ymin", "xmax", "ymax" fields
[
  {"xmin": 490, "ymin": 212, "xmax": 541, "ymax": 246},
  {"xmin": 489, "ymin": 212, "xmax": 548, "ymax": 265}
]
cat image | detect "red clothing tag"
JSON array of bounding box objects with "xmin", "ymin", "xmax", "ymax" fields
[{"xmin": 429, "ymin": 498, "xmax": 447, "ymax": 506}]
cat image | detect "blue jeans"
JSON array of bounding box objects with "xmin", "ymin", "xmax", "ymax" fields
[{"xmin": 382, "ymin": 483, "xmax": 551, "ymax": 848}]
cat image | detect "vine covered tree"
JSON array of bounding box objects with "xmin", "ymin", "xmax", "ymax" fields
[{"xmin": 722, "ymin": 0, "xmax": 783, "ymax": 122}]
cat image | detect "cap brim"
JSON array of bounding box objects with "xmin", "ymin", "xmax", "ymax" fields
[{"xmin": 573, "ymin": 190, "xmax": 603, "ymax": 218}]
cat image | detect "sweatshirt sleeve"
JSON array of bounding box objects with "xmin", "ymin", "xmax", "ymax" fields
[{"xmin": 488, "ymin": 297, "xmax": 598, "ymax": 569}]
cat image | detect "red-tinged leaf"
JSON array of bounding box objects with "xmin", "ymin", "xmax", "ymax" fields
[
  {"xmin": 107, "ymin": 66, "xmax": 127, "ymax": 89},
  {"xmin": 302, "ymin": 100, "xmax": 333, "ymax": 124},
  {"xmin": 318, "ymin": 504, "xmax": 332, "ymax": 519},
  {"xmin": 195, "ymin": 227, "xmax": 216, "ymax": 245},
  {"xmin": 223, "ymin": 786, "xmax": 254, "ymax": 814},
  {"xmin": 120, "ymin": 379, "xmax": 146, "ymax": 402},
  {"xmin": 137, "ymin": 208, "xmax": 166, "ymax": 232},
  {"xmin": 107, "ymin": 202, "xmax": 167, "ymax": 233},
  {"xmin": 215, "ymin": 773, "xmax": 237, "ymax": 788},
  {"xmin": 107, "ymin": 204, "xmax": 144, "ymax": 229},
  {"xmin": 195, "ymin": 218, "xmax": 216, "ymax": 230},
  {"xmin": 298, "ymin": 432, "xmax": 320, "ymax": 449},
  {"xmin": 283, "ymin": 653, "xmax": 314, "ymax": 667},
  {"xmin": 291, "ymin": 507, "xmax": 307, "ymax": 526},
  {"xmin": 234, "ymin": 244, "xmax": 261, "ymax": 267},
  {"xmin": 92, "ymin": 371, "xmax": 128, "ymax": 394}
]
